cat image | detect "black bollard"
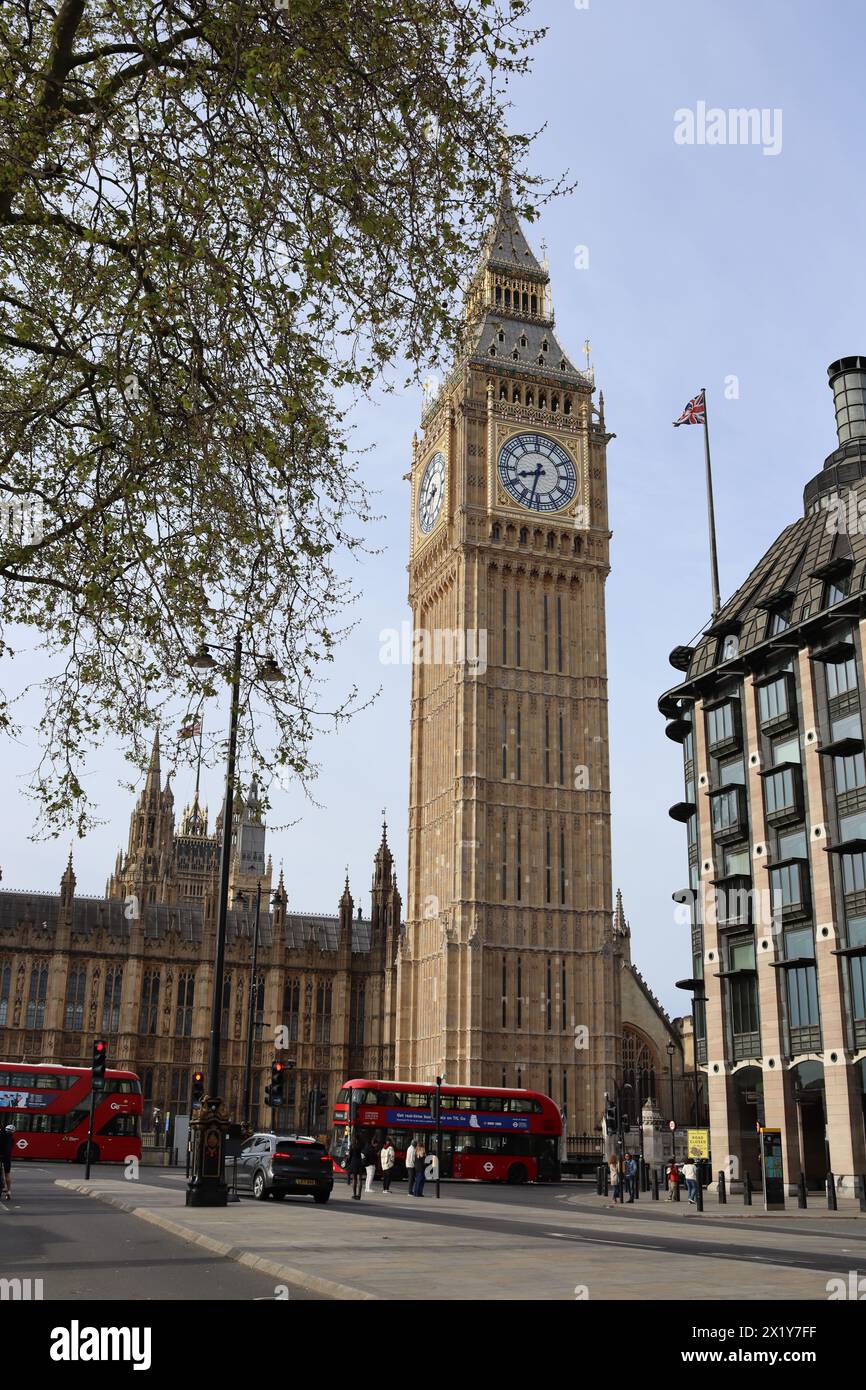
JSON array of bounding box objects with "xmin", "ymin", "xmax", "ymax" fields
[
  {"xmin": 603, "ymin": 1162, "xmax": 609, "ymax": 1196},
  {"xmin": 696, "ymin": 1169, "xmax": 704, "ymax": 1211},
  {"xmin": 597, "ymin": 1163, "xmax": 604, "ymax": 1196},
  {"xmin": 859, "ymin": 1174, "xmax": 866, "ymax": 1214},
  {"xmin": 652, "ymin": 1167, "xmax": 659, "ymax": 1200},
  {"xmin": 744, "ymin": 1171, "xmax": 752, "ymax": 1206},
  {"xmin": 798, "ymin": 1172, "xmax": 808, "ymax": 1209},
  {"xmin": 717, "ymin": 1170, "xmax": 726, "ymax": 1204},
  {"xmin": 827, "ymin": 1171, "xmax": 837, "ymax": 1211},
  {"xmin": 674, "ymin": 1168, "xmax": 681, "ymax": 1201}
]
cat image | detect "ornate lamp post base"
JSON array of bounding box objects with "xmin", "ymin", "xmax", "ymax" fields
[{"xmin": 186, "ymin": 1095, "xmax": 230, "ymax": 1207}]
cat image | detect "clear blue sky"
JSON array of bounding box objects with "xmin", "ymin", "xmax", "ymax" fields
[{"xmin": 2, "ymin": 0, "xmax": 865, "ymax": 1014}]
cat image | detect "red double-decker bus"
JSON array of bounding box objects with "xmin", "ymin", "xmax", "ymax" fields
[
  {"xmin": 330, "ymin": 1078, "xmax": 562, "ymax": 1184},
  {"xmin": 0, "ymin": 1062, "xmax": 142, "ymax": 1164}
]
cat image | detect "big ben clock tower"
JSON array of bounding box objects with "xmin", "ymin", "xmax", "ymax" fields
[{"xmin": 396, "ymin": 184, "xmax": 620, "ymax": 1133}]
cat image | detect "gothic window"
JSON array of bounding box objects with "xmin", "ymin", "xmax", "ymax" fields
[
  {"xmin": 542, "ymin": 339, "xmax": 549, "ymax": 354},
  {"xmin": 537, "ymin": 356, "xmax": 544, "ymax": 367},
  {"xmin": 501, "ymin": 957, "xmax": 507, "ymax": 1028},
  {"xmin": 530, "ymin": 294, "xmax": 538, "ymax": 315},
  {"xmin": 519, "ymin": 527, "xmax": 528, "ymax": 546},
  {"xmin": 489, "ymin": 345, "xmax": 496, "ymax": 356},
  {"xmin": 101, "ymin": 967, "xmax": 122, "ymax": 1034},
  {"xmin": 512, "ymin": 383, "xmax": 520, "ymax": 400},
  {"xmin": 501, "ymin": 588, "xmax": 507, "ymax": 664},
  {"xmin": 539, "ymin": 391, "xmax": 547, "ymax": 409},
  {"xmin": 141, "ymin": 1068, "xmax": 153, "ymax": 1104},
  {"xmin": 501, "ymin": 816, "xmax": 507, "ymax": 902},
  {"xmin": 516, "ymin": 588, "xmax": 522, "ymax": 664},
  {"xmin": 512, "ymin": 350, "xmax": 519, "ymax": 362},
  {"xmin": 560, "ymin": 359, "xmax": 566, "ymax": 372},
  {"xmin": 221, "ymin": 974, "xmax": 231, "ymax": 1036},
  {"xmin": 500, "ymin": 381, "xmax": 508, "ymax": 400},
  {"xmin": 522, "ymin": 292, "xmax": 528, "ymax": 312},
  {"xmin": 556, "ymin": 595, "xmax": 564, "ymax": 672},
  {"xmin": 526, "ymin": 388, "xmax": 534, "ymax": 406},
  {"xmin": 545, "ymin": 825, "xmax": 552, "ymax": 905},
  {"xmin": 495, "ymin": 285, "xmax": 502, "ymax": 304},
  {"xmin": 547, "ymin": 960, "xmax": 553, "ymax": 1031},
  {"xmin": 543, "ymin": 593, "xmax": 549, "ymax": 668},
  {"xmin": 558, "ymin": 710, "xmax": 565, "ymax": 785},
  {"xmin": 26, "ymin": 962, "xmax": 48, "ymax": 1029},
  {"xmin": 504, "ymin": 288, "xmax": 511, "ymax": 309},
  {"xmin": 64, "ymin": 965, "xmax": 87, "ymax": 1031},
  {"xmin": 349, "ymin": 979, "xmax": 366, "ymax": 1046},
  {"xmin": 139, "ymin": 970, "xmax": 160, "ymax": 1035},
  {"xmin": 0, "ymin": 962, "xmax": 10, "ymax": 1027},
  {"xmin": 492, "ymin": 522, "xmax": 501, "ymax": 541},
  {"xmin": 283, "ymin": 979, "xmax": 300, "ymax": 1042},
  {"xmin": 561, "ymin": 962, "xmax": 567, "ymax": 1030},
  {"xmin": 562, "ymin": 1070, "xmax": 568, "ymax": 1110},
  {"xmin": 516, "ymin": 823, "xmax": 522, "ymax": 902},
  {"xmin": 175, "ymin": 970, "xmax": 195, "ymax": 1037},
  {"xmin": 315, "ymin": 980, "xmax": 332, "ymax": 1043},
  {"xmin": 544, "ymin": 706, "xmax": 551, "ymax": 783},
  {"xmin": 552, "ymin": 394, "xmax": 559, "ymax": 413},
  {"xmin": 516, "ymin": 706, "xmax": 522, "ymax": 781},
  {"xmin": 501, "ymin": 701, "xmax": 508, "ymax": 780},
  {"xmin": 498, "ymin": 329, "xmax": 505, "ymax": 342},
  {"xmin": 560, "ymin": 829, "xmax": 566, "ymax": 906},
  {"xmin": 253, "ymin": 974, "xmax": 265, "ymax": 1041},
  {"xmin": 564, "ymin": 396, "xmax": 573, "ymax": 415},
  {"xmin": 517, "ymin": 957, "xmax": 523, "ymax": 1028},
  {"xmin": 622, "ymin": 1028, "xmax": 659, "ymax": 1104},
  {"xmin": 520, "ymin": 334, "xmax": 527, "ymax": 348}
]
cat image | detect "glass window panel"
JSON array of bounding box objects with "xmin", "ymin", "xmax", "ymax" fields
[
  {"xmin": 777, "ymin": 829, "xmax": 807, "ymax": 860},
  {"xmin": 718, "ymin": 758, "xmax": 745, "ymax": 785},
  {"xmin": 785, "ymin": 926, "xmax": 814, "ymax": 959},
  {"xmin": 835, "ymin": 751, "xmax": 866, "ymax": 794},
  {"xmin": 831, "ymin": 712, "xmax": 862, "ymax": 742},
  {"xmin": 724, "ymin": 848, "xmax": 751, "ymax": 876},
  {"xmin": 772, "ymin": 736, "xmax": 800, "ymax": 765},
  {"xmin": 841, "ymin": 810, "xmax": 866, "ymax": 842}
]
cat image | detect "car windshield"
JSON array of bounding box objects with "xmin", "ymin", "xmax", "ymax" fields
[{"xmin": 275, "ymin": 1140, "xmax": 325, "ymax": 1155}]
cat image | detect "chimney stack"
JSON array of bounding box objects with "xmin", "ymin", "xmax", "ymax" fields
[{"xmin": 828, "ymin": 356, "xmax": 866, "ymax": 445}]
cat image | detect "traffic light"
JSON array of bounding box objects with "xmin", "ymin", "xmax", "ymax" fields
[
  {"xmin": 269, "ymin": 1060, "xmax": 285, "ymax": 1108},
  {"xmin": 604, "ymin": 1094, "xmax": 617, "ymax": 1131},
  {"xmin": 191, "ymin": 1069, "xmax": 205, "ymax": 1109},
  {"xmin": 92, "ymin": 1039, "xmax": 107, "ymax": 1091}
]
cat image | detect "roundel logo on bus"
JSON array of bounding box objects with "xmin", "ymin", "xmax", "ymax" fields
[
  {"xmin": 483, "ymin": 1161, "xmax": 494, "ymax": 1173},
  {"xmin": 15, "ymin": 1138, "xmax": 28, "ymax": 1150}
]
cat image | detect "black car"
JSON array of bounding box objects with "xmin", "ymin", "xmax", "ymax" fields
[{"xmin": 236, "ymin": 1132, "xmax": 333, "ymax": 1203}]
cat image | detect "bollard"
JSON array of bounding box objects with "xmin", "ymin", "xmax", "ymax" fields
[
  {"xmin": 603, "ymin": 1163, "xmax": 609, "ymax": 1196},
  {"xmin": 674, "ymin": 1168, "xmax": 681, "ymax": 1201},
  {"xmin": 798, "ymin": 1172, "xmax": 808, "ymax": 1209},
  {"xmin": 597, "ymin": 1163, "xmax": 604, "ymax": 1196},
  {"xmin": 744, "ymin": 1171, "xmax": 752, "ymax": 1206},
  {"xmin": 827, "ymin": 1171, "xmax": 837, "ymax": 1211},
  {"xmin": 717, "ymin": 1170, "xmax": 726, "ymax": 1204},
  {"xmin": 696, "ymin": 1171, "xmax": 704, "ymax": 1211},
  {"xmin": 633, "ymin": 1164, "xmax": 640, "ymax": 1202},
  {"xmin": 859, "ymin": 1174, "xmax": 866, "ymax": 1214},
  {"xmin": 641, "ymin": 1158, "xmax": 650, "ymax": 1193},
  {"xmin": 651, "ymin": 1167, "xmax": 659, "ymax": 1201}
]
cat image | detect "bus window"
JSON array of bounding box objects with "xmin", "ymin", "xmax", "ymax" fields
[
  {"xmin": 452, "ymin": 1095, "xmax": 474, "ymax": 1110},
  {"xmin": 403, "ymin": 1093, "xmax": 430, "ymax": 1108},
  {"xmin": 479, "ymin": 1096, "xmax": 503, "ymax": 1112},
  {"xmin": 507, "ymin": 1098, "xmax": 540, "ymax": 1113}
]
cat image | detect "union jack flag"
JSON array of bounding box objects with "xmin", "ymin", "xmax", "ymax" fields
[
  {"xmin": 673, "ymin": 390, "xmax": 706, "ymax": 427},
  {"xmin": 178, "ymin": 718, "xmax": 202, "ymax": 740}
]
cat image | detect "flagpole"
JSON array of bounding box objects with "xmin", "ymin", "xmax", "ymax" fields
[
  {"xmin": 702, "ymin": 387, "xmax": 721, "ymax": 618},
  {"xmin": 194, "ymin": 716, "xmax": 203, "ymax": 808}
]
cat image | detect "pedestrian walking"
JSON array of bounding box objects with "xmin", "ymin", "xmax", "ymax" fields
[
  {"xmin": 363, "ymin": 1137, "xmax": 377, "ymax": 1193},
  {"xmin": 347, "ymin": 1136, "xmax": 365, "ymax": 1200},
  {"xmin": 151, "ymin": 1105, "xmax": 161, "ymax": 1135},
  {"xmin": 683, "ymin": 1159, "xmax": 698, "ymax": 1204},
  {"xmin": 406, "ymin": 1137, "xmax": 417, "ymax": 1195},
  {"xmin": 666, "ymin": 1159, "xmax": 679, "ymax": 1201},
  {"xmin": 624, "ymin": 1152, "xmax": 637, "ymax": 1203},
  {"xmin": 380, "ymin": 1137, "xmax": 396, "ymax": 1193},
  {"xmin": 0, "ymin": 1113, "xmax": 14, "ymax": 1202},
  {"xmin": 414, "ymin": 1140, "xmax": 427, "ymax": 1197}
]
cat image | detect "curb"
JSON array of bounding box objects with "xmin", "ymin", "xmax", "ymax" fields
[{"xmin": 55, "ymin": 1180, "xmax": 378, "ymax": 1301}]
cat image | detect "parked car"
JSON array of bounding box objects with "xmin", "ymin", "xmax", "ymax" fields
[{"xmin": 235, "ymin": 1132, "xmax": 333, "ymax": 1203}]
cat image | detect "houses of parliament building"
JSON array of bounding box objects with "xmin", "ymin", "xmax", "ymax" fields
[{"xmin": 0, "ymin": 188, "xmax": 686, "ymax": 1138}]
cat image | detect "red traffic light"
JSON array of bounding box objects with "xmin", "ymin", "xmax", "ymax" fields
[
  {"xmin": 274, "ymin": 1062, "xmax": 283, "ymax": 1074},
  {"xmin": 95, "ymin": 1041, "xmax": 105, "ymax": 1053}
]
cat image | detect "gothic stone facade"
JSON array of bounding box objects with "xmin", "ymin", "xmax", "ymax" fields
[{"xmin": 0, "ymin": 733, "xmax": 401, "ymax": 1132}]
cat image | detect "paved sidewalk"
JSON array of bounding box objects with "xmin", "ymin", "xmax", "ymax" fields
[
  {"xmin": 579, "ymin": 1189, "xmax": 864, "ymax": 1220},
  {"xmin": 56, "ymin": 1177, "xmax": 865, "ymax": 1300}
]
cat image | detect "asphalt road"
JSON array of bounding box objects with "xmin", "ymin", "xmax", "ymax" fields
[{"xmin": 0, "ymin": 1164, "xmax": 323, "ymax": 1300}]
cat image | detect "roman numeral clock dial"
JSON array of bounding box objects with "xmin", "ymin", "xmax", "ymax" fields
[
  {"xmin": 497, "ymin": 433, "xmax": 577, "ymax": 513},
  {"xmin": 418, "ymin": 450, "xmax": 445, "ymax": 533}
]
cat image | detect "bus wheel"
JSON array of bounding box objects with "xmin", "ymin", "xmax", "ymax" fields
[
  {"xmin": 506, "ymin": 1163, "xmax": 528, "ymax": 1185},
  {"xmin": 76, "ymin": 1142, "xmax": 99, "ymax": 1165}
]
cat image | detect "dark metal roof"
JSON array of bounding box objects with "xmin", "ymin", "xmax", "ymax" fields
[{"xmin": 0, "ymin": 891, "xmax": 373, "ymax": 954}]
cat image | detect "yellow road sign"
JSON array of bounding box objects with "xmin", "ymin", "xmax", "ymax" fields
[{"xmin": 686, "ymin": 1128, "xmax": 710, "ymax": 1159}]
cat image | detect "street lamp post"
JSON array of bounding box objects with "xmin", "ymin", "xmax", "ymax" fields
[
  {"xmin": 236, "ymin": 881, "xmax": 263, "ymax": 1129},
  {"xmin": 435, "ymin": 1075, "xmax": 443, "ymax": 1199},
  {"xmin": 666, "ymin": 1039, "xmax": 676, "ymax": 1161},
  {"xmin": 185, "ymin": 629, "xmax": 283, "ymax": 1208}
]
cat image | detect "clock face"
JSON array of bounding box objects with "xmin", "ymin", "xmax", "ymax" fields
[
  {"xmin": 498, "ymin": 433, "xmax": 577, "ymax": 513},
  {"xmin": 418, "ymin": 451, "xmax": 446, "ymax": 533}
]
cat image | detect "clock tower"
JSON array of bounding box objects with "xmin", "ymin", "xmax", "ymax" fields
[{"xmin": 396, "ymin": 184, "xmax": 620, "ymax": 1132}]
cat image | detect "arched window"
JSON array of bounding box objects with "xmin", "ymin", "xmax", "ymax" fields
[
  {"xmin": 495, "ymin": 284, "xmax": 502, "ymax": 304},
  {"xmin": 500, "ymin": 382, "xmax": 508, "ymax": 400},
  {"xmin": 512, "ymin": 384, "xmax": 521, "ymax": 402},
  {"xmin": 139, "ymin": 969, "xmax": 160, "ymax": 1035},
  {"xmin": 175, "ymin": 970, "xmax": 195, "ymax": 1037},
  {"xmin": 530, "ymin": 294, "xmax": 538, "ymax": 314},
  {"xmin": 551, "ymin": 394, "xmax": 559, "ymax": 413},
  {"xmin": 564, "ymin": 396, "xmax": 573, "ymax": 416},
  {"xmin": 622, "ymin": 1027, "xmax": 660, "ymax": 1112},
  {"xmin": 539, "ymin": 391, "xmax": 547, "ymax": 410},
  {"xmin": 525, "ymin": 388, "xmax": 534, "ymax": 406},
  {"xmin": 64, "ymin": 965, "xmax": 87, "ymax": 1031}
]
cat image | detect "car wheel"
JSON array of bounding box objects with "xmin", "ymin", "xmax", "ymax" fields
[
  {"xmin": 76, "ymin": 1142, "xmax": 99, "ymax": 1165},
  {"xmin": 313, "ymin": 1190, "xmax": 331, "ymax": 1204},
  {"xmin": 506, "ymin": 1162, "xmax": 528, "ymax": 1185},
  {"xmin": 253, "ymin": 1170, "xmax": 269, "ymax": 1200},
  {"xmin": 272, "ymin": 1191, "xmax": 286, "ymax": 1201}
]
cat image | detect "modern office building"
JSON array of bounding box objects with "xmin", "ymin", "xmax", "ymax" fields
[{"xmin": 660, "ymin": 357, "xmax": 866, "ymax": 1191}]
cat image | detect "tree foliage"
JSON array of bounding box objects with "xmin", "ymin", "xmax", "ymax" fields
[{"xmin": 0, "ymin": 0, "xmax": 554, "ymax": 834}]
